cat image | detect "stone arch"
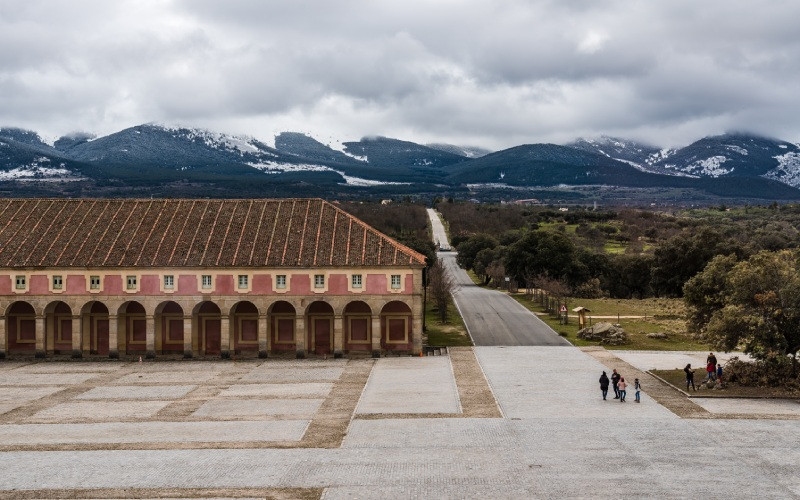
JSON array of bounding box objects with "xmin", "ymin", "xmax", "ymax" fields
[
  {"xmin": 155, "ymin": 301, "xmax": 184, "ymax": 355},
  {"xmin": 380, "ymin": 301, "xmax": 413, "ymax": 352},
  {"xmin": 231, "ymin": 301, "xmax": 259, "ymax": 354},
  {"xmin": 344, "ymin": 301, "xmax": 372, "ymax": 353},
  {"xmin": 306, "ymin": 301, "xmax": 334, "ymax": 355},
  {"xmin": 80, "ymin": 301, "xmax": 110, "ymax": 356},
  {"xmin": 119, "ymin": 301, "xmax": 146, "ymax": 355},
  {"xmin": 194, "ymin": 301, "xmax": 222, "ymax": 356},
  {"xmin": 5, "ymin": 301, "xmax": 36, "ymax": 354},
  {"xmin": 269, "ymin": 301, "xmax": 296, "ymax": 354},
  {"xmin": 44, "ymin": 301, "xmax": 74, "ymax": 355}
]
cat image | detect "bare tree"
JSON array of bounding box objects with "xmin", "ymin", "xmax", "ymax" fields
[{"xmin": 428, "ymin": 258, "xmax": 455, "ymax": 323}]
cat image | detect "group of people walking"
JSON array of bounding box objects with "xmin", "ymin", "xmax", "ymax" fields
[
  {"xmin": 599, "ymin": 369, "xmax": 641, "ymax": 403},
  {"xmin": 684, "ymin": 353, "xmax": 723, "ymax": 391}
]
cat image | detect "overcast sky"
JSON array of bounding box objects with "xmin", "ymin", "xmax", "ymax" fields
[{"xmin": 2, "ymin": 0, "xmax": 799, "ymax": 150}]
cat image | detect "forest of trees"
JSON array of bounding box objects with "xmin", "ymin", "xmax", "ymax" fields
[{"xmin": 439, "ymin": 202, "xmax": 800, "ymax": 300}]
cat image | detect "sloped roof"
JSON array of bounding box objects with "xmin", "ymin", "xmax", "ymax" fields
[{"xmin": 0, "ymin": 198, "xmax": 426, "ymax": 269}]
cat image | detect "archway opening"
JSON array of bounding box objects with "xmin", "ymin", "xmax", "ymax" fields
[
  {"xmin": 6, "ymin": 301, "xmax": 36, "ymax": 354},
  {"xmin": 156, "ymin": 301, "xmax": 184, "ymax": 355},
  {"xmin": 307, "ymin": 301, "xmax": 334, "ymax": 355},
  {"xmin": 381, "ymin": 301, "xmax": 412, "ymax": 352},
  {"xmin": 82, "ymin": 301, "xmax": 109, "ymax": 356},
  {"xmin": 344, "ymin": 301, "xmax": 372, "ymax": 352},
  {"xmin": 232, "ymin": 301, "xmax": 258, "ymax": 354},
  {"xmin": 196, "ymin": 301, "xmax": 221, "ymax": 355},
  {"xmin": 120, "ymin": 301, "xmax": 146, "ymax": 355},
  {"xmin": 270, "ymin": 301, "xmax": 296, "ymax": 354},
  {"xmin": 45, "ymin": 301, "xmax": 73, "ymax": 354}
]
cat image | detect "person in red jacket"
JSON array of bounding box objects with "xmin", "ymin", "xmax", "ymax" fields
[{"xmin": 706, "ymin": 361, "xmax": 715, "ymax": 381}]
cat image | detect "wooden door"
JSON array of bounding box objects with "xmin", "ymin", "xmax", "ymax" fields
[
  {"xmin": 93, "ymin": 316, "xmax": 110, "ymax": 355},
  {"xmin": 204, "ymin": 318, "xmax": 221, "ymax": 355},
  {"xmin": 313, "ymin": 317, "xmax": 332, "ymax": 355}
]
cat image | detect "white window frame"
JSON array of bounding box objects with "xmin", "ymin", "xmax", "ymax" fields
[
  {"xmin": 126, "ymin": 275, "xmax": 138, "ymax": 290},
  {"xmin": 89, "ymin": 275, "xmax": 101, "ymax": 290},
  {"xmin": 351, "ymin": 274, "xmax": 362, "ymax": 288},
  {"xmin": 238, "ymin": 274, "xmax": 249, "ymax": 289},
  {"xmin": 52, "ymin": 275, "xmax": 63, "ymax": 290},
  {"xmin": 164, "ymin": 275, "xmax": 174, "ymax": 289},
  {"xmin": 201, "ymin": 274, "xmax": 212, "ymax": 289},
  {"xmin": 14, "ymin": 275, "xmax": 26, "ymax": 290},
  {"xmin": 391, "ymin": 274, "xmax": 402, "ymax": 289},
  {"xmin": 276, "ymin": 274, "xmax": 287, "ymax": 289},
  {"xmin": 314, "ymin": 274, "xmax": 325, "ymax": 289}
]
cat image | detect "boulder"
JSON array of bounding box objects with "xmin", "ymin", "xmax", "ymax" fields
[
  {"xmin": 577, "ymin": 322, "xmax": 630, "ymax": 345},
  {"xmin": 646, "ymin": 332, "xmax": 669, "ymax": 339}
]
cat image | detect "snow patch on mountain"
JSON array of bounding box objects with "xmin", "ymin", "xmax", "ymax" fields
[
  {"xmin": 159, "ymin": 126, "xmax": 267, "ymax": 156},
  {"xmin": 725, "ymin": 145, "xmax": 748, "ymax": 156},
  {"xmin": 0, "ymin": 156, "xmax": 81, "ymax": 181},
  {"xmin": 764, "ymin": 151, "xmax": 800, "ymax": 187},
  {"xmin": 247, "ymin": 161, "xmax": 407, "ymax": 186},
  {"xmin": 645, "ymin": 148, "xmax": 677, "ymax": 165},
  {"xmin": 683, "ymin": 155, "xmax": 732, "ymax": 177}
]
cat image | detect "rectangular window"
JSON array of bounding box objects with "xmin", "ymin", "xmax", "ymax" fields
[
  {"xmin": 201, "ymin": 275, "xmax": 212, "ymax": 289},
  {"xmin": 314, "ymin": 274, "xmax": 325, "ymax": 288},
  {"xmin": 52, "ymin": 275, "xmax": 63, "ymax": 290},
  {"xmin": 126, "ymin": 276, "xmax": 137, "ymax": 290},
  {"xmin": 164, "ymin": 275, "xmax": 174, "ymax": 289},
  {"xmin": 276, "ymin": 274, "xmax": 287, "ymax": 289},
  {"xmin": 238, "ymin": 275, "xmax": 249, "ymax": 289},
  {"xmin": 391, "ymin": 274, "xmax": 402, "ymax": 289},
  {"xmin": 15, "ymin": 275, "xmax": 26, "ymax": 290},
  {"xmin": 351, "ymin": 274, "xmax": 362, "ymax": 288},
  {"xmin": 90, "ymin": 276, "xmax": 101, "ymax": 289}
]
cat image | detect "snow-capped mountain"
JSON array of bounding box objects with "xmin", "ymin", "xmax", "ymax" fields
[
  {"xmin": 426, "ymin": 143, "xmax": 491, "ymax": 158},
  {"xmin": 2, "ymin": 124, "xmax": 800, "ymax": 200}
]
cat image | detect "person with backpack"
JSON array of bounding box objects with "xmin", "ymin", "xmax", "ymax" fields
[
  {"xmin": 634, "ymin": 378, "xmax": 641, "ymax": 403},
  {"xmin": 684, "ymin": 363, "xmax": 696, "ymax": 391},
  {"xmin": 611, "ymin": 369, "xmax": 621, "ymax": 399},
  {"xmin": 618, "ymin": 377, "xmax": 627, "ymax": 402},
  {"xmin": 599, "ymin": 371, "xmax": 610, "ymax": 400}
]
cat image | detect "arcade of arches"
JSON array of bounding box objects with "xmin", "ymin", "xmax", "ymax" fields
[{"xmin": 0, "ymin": 298, "xmax": 416, "ymax": 359}]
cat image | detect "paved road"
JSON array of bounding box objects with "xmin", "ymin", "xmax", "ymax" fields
[
  {"xmin": 426, "ymin": 208, "xmax": 450, "ymax": 250},
  {"xmin": 440, "ymin": 252, "xmax": 570, "ymax": 346},
  {"xmin": 426, "ymin": 208, "xmax": 567, "ymax": 346}
]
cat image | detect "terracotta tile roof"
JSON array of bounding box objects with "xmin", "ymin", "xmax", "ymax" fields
[{"xmin": 0, "ymin": 199, "xmax": 426, "ymax": 269}]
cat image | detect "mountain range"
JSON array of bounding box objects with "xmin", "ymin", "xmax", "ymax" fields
[{"xmin": 1, "ymin": 124, "xmax": 799, "ymax": 201}]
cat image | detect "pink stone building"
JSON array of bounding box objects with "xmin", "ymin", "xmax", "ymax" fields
[{"xmin": 0, "ymin": 198, "xmax": 425, "ymax": 359}]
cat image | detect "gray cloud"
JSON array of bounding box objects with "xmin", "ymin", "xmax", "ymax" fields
[{"xmin": 1, "ymin": 0, "xmax": 799, "ymax": 150}]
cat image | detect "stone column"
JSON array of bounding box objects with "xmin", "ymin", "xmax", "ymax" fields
[
  {"xmin": 35, "ymin": 315, "xmax": 45, "ymax": 358},
  {"xmin": 371, "ymin": 315, "xmax": 382, "ymax": 358},
  {"xmin": 333, "ymin": 314, "xmax": 344, "ymax": 358},
  {"xmin": 258, "ymin": 315, "xmax": 268, "ymax": 358},
  {"xmin": 220, "ymin": 314, "xmax": 230, "ymax": 359},
  {"xmin": 295, "ymin": 316, "xmax": 306, "ymax": 358},
  {"xmin": 108, "ymin": 314, "xmax": 119, "ymax": 359},
  {"xmin": 411, "ymin": 296, "xmax": 423, "ymax": 355},
  {"xmin": 0, "ymin": 316, "xmax": 6, "ymax": 359},
  {"xmin": 183, "ymin": 316, "xmax": 193, "ymax": 358},
  {"xmin": 71, "ymin": 315, "xmax": 82, "ymax": 358},
  {"xmin": 145, "ymin": 314, "xmax": 155, "ymax": 359}
]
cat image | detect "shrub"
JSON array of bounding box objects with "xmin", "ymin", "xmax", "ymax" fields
[{"xmin": 724, "ymin": 355, "xmax": 800, "ymax": 388}]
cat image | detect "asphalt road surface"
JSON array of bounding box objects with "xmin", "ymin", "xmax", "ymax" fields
[
  {"xmin": 439, "ymin": 252, "xmax": 571, "ymax": 346},
  {"xmin": 426, "ymin": 208, "xmax": 450, "ymax": 250}
]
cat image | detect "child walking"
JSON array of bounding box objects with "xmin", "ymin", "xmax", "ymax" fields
[
  {"xmin": 618, "ymin": 377, "xmax": 627, "ymax": 402},
  {"xmin": 634, "ymin": 378, "xmax": 641, "ymax": 403}
]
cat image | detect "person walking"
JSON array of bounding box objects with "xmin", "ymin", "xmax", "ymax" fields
[
  {"xmin": 684, "ymin": 363, "xmax": 696, "ymax": 391},
  {"xmin": 716, "ymin": 363, "xmax": 723, "ymax": 384},
  {"xmin": 618, "ymin": 377, "xmax": 627, "ymax": 402},
  {"xmin": 599, "ymin": 371, "xmax": 610, "ymax": 400},
  {"xmin": 634, "ymin": 378, "xmax": 641, "ymax": 403},
  {"xmin": 611, "ymin": 369, "xmax": 621, "ymax": 399}
]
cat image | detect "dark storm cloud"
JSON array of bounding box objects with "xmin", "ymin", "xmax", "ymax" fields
[{"xmin": 1, "ymin": 0, "xmax": 799, "ymax": 149}]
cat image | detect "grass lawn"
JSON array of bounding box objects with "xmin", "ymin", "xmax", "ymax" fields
[
  {"xmin": 511, "ymin": 294, "xmax": 710, "ymax": 351},
  {"xmin": 424, "ymin": 296, "xmax": 472, "ymax": 347},
  {"xmin": 466, "ymin": 269, "xmax": 484, "ymax": 286},
  {"xmin": 651, "ymin": 369, "xmax": 800, "ymax": 398}
]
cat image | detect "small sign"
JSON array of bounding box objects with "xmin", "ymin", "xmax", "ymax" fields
[
  {"xmin": 560, "ymin": 305, "xmax": 567, "ymax": 313},
  {"xmin": 504, "ymin": 277, "xmax": 510, "ymax": 282}
]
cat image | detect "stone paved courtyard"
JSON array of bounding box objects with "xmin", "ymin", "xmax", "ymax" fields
[{"xmin": 0, "ymin": 348, "xmax": 799, "ymax": 498}]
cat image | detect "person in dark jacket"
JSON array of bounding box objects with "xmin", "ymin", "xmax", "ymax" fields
[
  {"xmin": 599, "ymin": 371, "xmax": 610, "ymax": 400},
  {"xmin": 611, "ymin": 369, "xmax": 621, "ymax": 399},
  {"xmin": 684, "ymin": 363, "xmax": 696, "ymax": 391},
  {"xmin": 707, "ymin": 353, "xmax": 717, "ymax": 377}
]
